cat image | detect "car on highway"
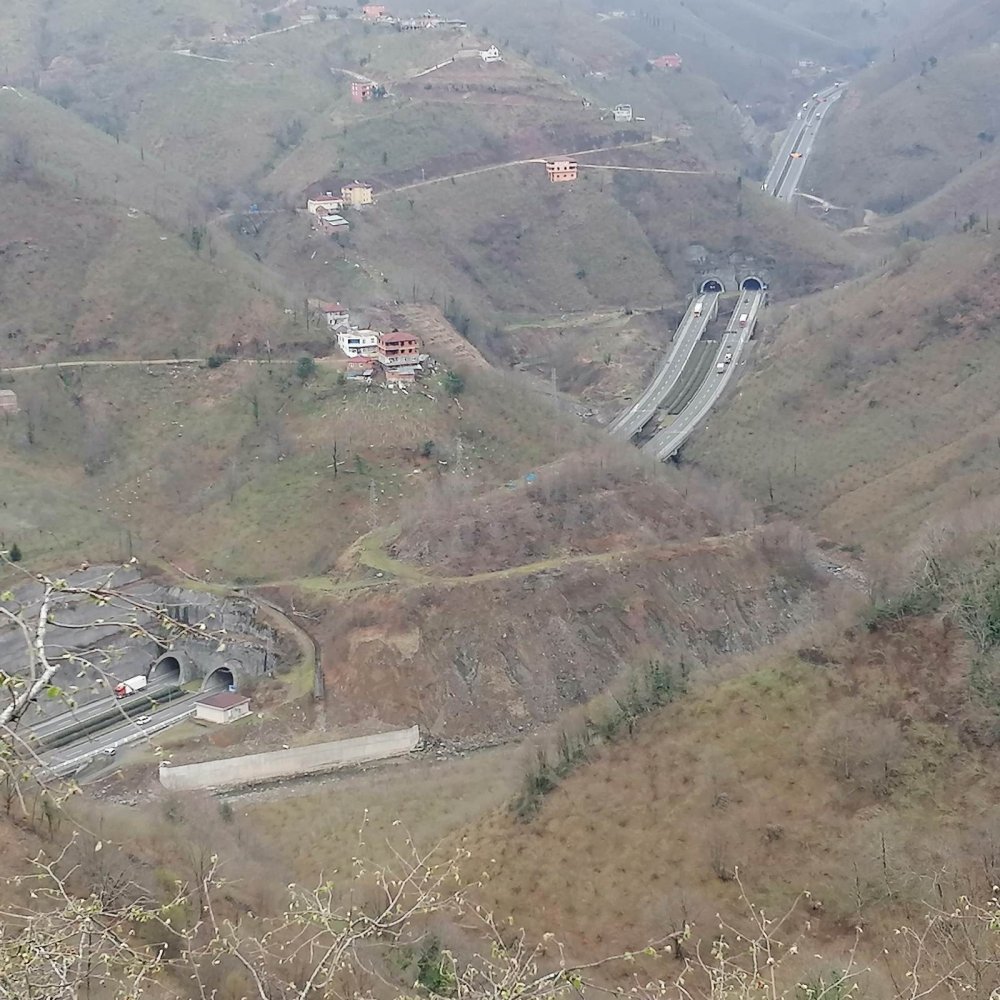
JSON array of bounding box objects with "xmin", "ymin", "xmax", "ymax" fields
[
  {"xmin": 135, "ymin": 715, "xmax": 152, "ymax": 725},
  {"xmin": 102, "ymin": 747, "xmax": 116, "ymax": 756},
  {"xmin": 790, "ymin": 151, "xmax": 803, "ymax": 159},
  {"xmin": 715, "ymin": 362, "xmax": 726, "ymax": 374},
  {"xmin": 724, "ymin": 352, "xmax": 733, "ymax": 364}
]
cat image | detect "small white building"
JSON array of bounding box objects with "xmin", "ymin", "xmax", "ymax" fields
[
  {"xmin": 337, "ymin": 329, "xmax": 380, "ymax": 357},
  {"xmin": 195, "ymin": 691, "xmax": 251, "ymax": 725},
  {"xmin": 0, "ymin": 390, "xmax": 18, "ymax": 415},
  {"xmin": 613, "ymin": 103, "xmax": 633, "ymax": 122},
  {"xmin": 479, "ymin": 45, "xmax": 502, "ymax": 63},
  {"xmin": 307, "ymin": 192, "xmax": 345, "ymax": 214}
]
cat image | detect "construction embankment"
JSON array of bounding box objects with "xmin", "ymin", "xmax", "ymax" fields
[{"xmin": 158, "ymin": 726, "xmax": 421, "ymax": 791}]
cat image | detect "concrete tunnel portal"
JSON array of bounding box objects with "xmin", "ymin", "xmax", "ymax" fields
[
  {"xmin": 149, "ymin": 655, "xmax": 181, "ymax": 686},
  {"xmin": 700, "ymin": 278, "xmax": 725, "ymax": 294},
  {"xmin": 741, "ymin": 276, "xmax": 764, "ymax": 292},
  {"xmin": 203, "ymin": 666, "xmax": 236, "ymax": 692}
]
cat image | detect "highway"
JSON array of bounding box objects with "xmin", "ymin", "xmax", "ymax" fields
[
  {"xmin": 642, "ymin": 290, "xmax": 765, "ymax": 461},
  {"xmin": 25, "ymin": 679, "xmax": 179, "ymax": 743},
  {"xmin": 41, "ymin": 692, "xmax": 206, "ymax": 777},
  {"xmin": 608, "ymin": 85, "xmax": 840, "ymax": 462},
  {"xmin": 607, "ymin": 291, "xmax": 720, "ymax": 440},
  {"xmin": 764, "ymin": 84, "xmax": 844, "ymax": 202}
]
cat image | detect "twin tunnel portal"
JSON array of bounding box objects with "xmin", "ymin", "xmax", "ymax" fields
[
  {"xmin": 148, "ymin": 652, "xmax": 238, "ymax": 693},
  {"xmin": 700, "ymin": 276, "xmax": 765, "ymax": 294}
]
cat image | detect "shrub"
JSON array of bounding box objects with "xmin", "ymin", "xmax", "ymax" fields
[
  {"xmin": 415, "ymin": 938, "xmax": 456, "ymax": 996},
  {"xmin": 442, "ymin": 370, "xmax": 464, "ymax": 398},
  {"xmin": 863, "ymin": 584, "xmax": 940, "ymax": 631},
  {"xmin": 7, "ymin": 543, "xmax": 21, "ymax": 563},
  {"xmin": 296, "ymin": 356, "xmax": 317, "ymax": 381},
  {"xmin": 206, "ymin": 354, "xmax": 227, "ymax": 369}
]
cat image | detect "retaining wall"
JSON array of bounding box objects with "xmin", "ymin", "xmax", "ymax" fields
[{"xmin": 159, "ymin": 726, "xmax": 420, "ymax": 791}]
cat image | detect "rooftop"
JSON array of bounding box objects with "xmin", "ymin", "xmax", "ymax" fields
[{"xmin": 198, "ymin": 691, "xmax": 250, "ymax": 710}]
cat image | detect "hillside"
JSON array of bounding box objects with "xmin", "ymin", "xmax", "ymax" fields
[
  {"xmin": 806, "ymin": 2, "xmax": 1000, "ymax": 220},
  {"xmin": 0, "ymin": 345, "xmax": 574, "ymax": 576},
  {"xmin": 274, "ymin": 451, "xmax": 831, "ymax": 738},
  {"xmin": 0, "ymin": 89, "xmax": 310, "ymax": 363},
  {"xmin": 687, "ymin": 232, "xmax": 1000, "ymax": 551},
  {"xmin": 430, "ymin": 0, "xmax": 919, "ymax": 112},
  {"xmin": 460, "ymin": 606, "xmax": 1000, "ymax": 992}
]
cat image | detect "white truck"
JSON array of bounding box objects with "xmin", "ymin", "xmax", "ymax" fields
[
  {"xmin": 693, "ymin": 298, "xmax": 704, "ymax": 317},
  {"xmin": 738, "ymin": 313, "xmax": 749, "ymax": 327},
  {"xmin": 715, "ymin": 361, "xmax": 726, "ymax": 374},
  {"xmin": 114, "ymin": 675, "xmax": 148, "ymax": 699}
]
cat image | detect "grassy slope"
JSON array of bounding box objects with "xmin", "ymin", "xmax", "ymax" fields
[
  {"xmin": 0, "ymin": 90, "xmax": 315, "ymax": 362},
  {"xmin": 463, "ymin": 614, "xmax": 998, "ymax": 982},
  {"xmin": 0, "ymin": 356, "xmax": 576, "ymax": 578},
  {"xmin": 687, "ymin": 233, "xmax": 1000, "ymax": 549}
]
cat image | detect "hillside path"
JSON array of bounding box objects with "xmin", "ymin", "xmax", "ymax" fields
[
  {"xmin": 382, "ymin": 136, "xmax": 679, "ymax": 194},
  {"xmin": 1, "ymin": 358, "xmax": 293, "ymax": 375}
]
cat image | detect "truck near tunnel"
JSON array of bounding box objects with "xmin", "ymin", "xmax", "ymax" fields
[{"xmin": 114, "ymin": 675, "xmax": 148, "ymax": 699}]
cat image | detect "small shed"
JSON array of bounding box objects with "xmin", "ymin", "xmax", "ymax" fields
[
  {"xmin": 0, "ymin": 390, "xmax": 17, "ymax": 415},
  {"xmin": 196, "ymin": 691, "xmax": 251, "ymax": 725}
]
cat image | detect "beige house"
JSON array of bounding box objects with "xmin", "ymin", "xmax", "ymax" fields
[
  {"xmin": 341, "ymin": 182, "xmax": 374, "ymax": 207},
  {"xmin": 196, "ymin": 691, "xmax": 251, "ymax": 725},
  {"xmin": 307, "ymin": 192, "xmax": 345, "ymax": 214}
]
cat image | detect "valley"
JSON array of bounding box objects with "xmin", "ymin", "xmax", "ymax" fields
[{"xmin": 3, "ymin": 2, "xmax": 1000, "ymax": 998}]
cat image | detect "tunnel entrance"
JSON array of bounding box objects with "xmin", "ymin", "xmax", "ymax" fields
[
  {"xmin": 741, "ymin": 276, "xmax": 764, "ymax": 291},
  {"xmin": 700, "ymin": 278, "xmax": 725, "ymax": 294},
  {"xmin": 203, "ymin": 666, "xmax": 235, "ymax": 692},
  {"xmin": 149, "ymin": 655, "xmax": 181, "ymax": 685}
]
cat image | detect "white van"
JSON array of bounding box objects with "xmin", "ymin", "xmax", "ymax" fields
[{"xmin": 738, "ymin": 313, "xmax": 749, "ymax": 327}]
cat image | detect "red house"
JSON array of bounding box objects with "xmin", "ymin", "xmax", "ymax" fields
[
  {"xmin": 651, "ymin": 53, "xmax": 683, "ymax": 70},
  {"xmin": 377, "ymin": 331, "xmax": 421, "ymax": 366}
]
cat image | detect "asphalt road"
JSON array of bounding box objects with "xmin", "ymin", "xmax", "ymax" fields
[
  {"xmin": 765, "ymin": 84, "xmax": 844, "ymax": 202},
  {"xmin": 607, "ymin": 292, "xmax": 720, "ymax": 440},
  {"xmin": 642, "ymin": 291, "xmax": 765, "ymax": 461},
  {"xmin": 41, "ymin": 684, "xmax": 222, "ymax": 775},
  {"xmin": 24, "ymin": 679, "xmax": 178, "ymax": 742}
]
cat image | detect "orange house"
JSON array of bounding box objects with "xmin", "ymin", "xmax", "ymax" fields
[
  {"xmin": 546, "ymin": 159, "xmax": 578, "ymax": 183},
  {"xmin": 361, "ymin": 4, "xmax": 386, "ymax": 19}
]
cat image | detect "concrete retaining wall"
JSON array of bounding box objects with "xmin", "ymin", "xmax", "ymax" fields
[{"xmin": 159, "ymin": 726, "xmax": 420, "ymax": 791}]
